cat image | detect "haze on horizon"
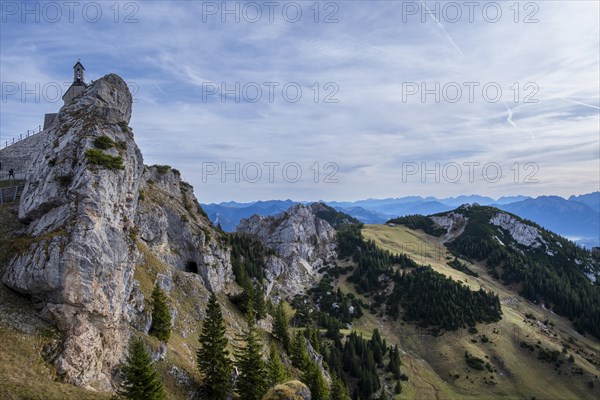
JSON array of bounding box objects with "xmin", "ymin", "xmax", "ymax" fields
[{"xmin": 1, "ymin": 1, "xmax": 598, "ymax": 203}]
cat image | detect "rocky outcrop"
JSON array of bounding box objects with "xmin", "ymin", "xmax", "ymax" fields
[
  {"xmin": 237, "ymin": 203, "xmax": 337, "ymax": 297},
  {"xmin": 135, "ymin": 166, "xmax": 234, "ymax": 292},
  {"xmin": 490, "ymin": 212, "xmax": 548, "ymax": 249},
  {"xmin": 430, "ymin": 211, "xmax": 468, "ymax": 243},
  {"xmin": 263, "ymin": 380, "xmax": 312, "ymax": 400},
  {"xmin": 3, "ymin": 74, "xmax": 142, "ymax": 390},
  {"xmin": 1, "ymin": 73, "xmax": 233, "ymax": 390}
]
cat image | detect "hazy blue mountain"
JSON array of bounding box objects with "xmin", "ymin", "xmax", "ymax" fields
[
  {"xmin": 376, "ymin": 200, "xmax": 453, "ymax": 216},
  {"xmin": 440, "ymin": 195, "xmax": 496, "ymax": 206},
  {"xmin": 333, "ymin": 206, "xmax": 393, "ymax": 224},
  {"xmin": 202, "ymin": 200, "xmax": 298, "ymax": 231},
  {"xmin": 328, "ymin": 196, "xmax": 429, "ymax": 209},
  {"xmin": 498, "ymin": 196, "xmax": 599, "ymax": 238},
  {"xmin": 569, "ymin": 192, "xmax": 600, "ymax": 212},
  {"xmin": 215, "ymin": 200, "xmax": 257, "ymax": 208},
  {"xmin": 495, "ymin": 195, "xmax": 531, "ymax": 204}
]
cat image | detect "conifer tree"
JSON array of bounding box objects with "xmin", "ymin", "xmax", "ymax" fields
[
  {"xmin": 273, "ymin": 301, "xmax": 291, "ymax": 352},
  {"xmin": 290, "ymin": 330, "xmax": 310, "ymax": 370},
  {"xmin": 149, "ymin": 284, "xmax": 171, "ymax": 342},
  {"xmin": 330, "ymin": 375, "xmax": 351, "ymax": 400},
  {"xmin": 303, "ymin": 361, "xmax": 330, "ymax": 400},
  {"xmin": 234, "ymin": 310, "xmax": 268, "ymax": 400},
  {"xmin": 394, "ymin": 380, "xmax": 402, "ymax": 394},
  {"xmin": 267, "ymin": 342, "xmax": 288, "ymax": 388},
  {"xmin": 118, "ymin": 337, "xmax": 166, "ymax": 400},
  {"xmin": 197, "ymin": 293, "xmax": 233, "ymax": 400},
  {"xmin": 387, "ymin": 345, "xmax": 401, "ymax": 380},
  {"xmin": 254, "ymin": 284, "xmax": 267, "ymax": 320}
]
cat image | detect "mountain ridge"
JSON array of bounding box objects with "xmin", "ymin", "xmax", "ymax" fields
[{"xmin": 203, "ymin": 193, "xmax": 600, "ymax": 248}]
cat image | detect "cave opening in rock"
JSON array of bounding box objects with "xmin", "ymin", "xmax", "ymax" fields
[{"xmin": 185, "ymin": 261, "xmax": 198, "ymax": 274}]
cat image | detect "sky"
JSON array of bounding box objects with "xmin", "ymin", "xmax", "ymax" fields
[{"xmin": 1, "ymin": 0, "xmax": 599, "ymax": 203}]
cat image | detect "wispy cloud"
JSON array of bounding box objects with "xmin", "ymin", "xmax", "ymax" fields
[{"xmin": 1, "ymin": 1, "xmax": 598, "ymax": 202}]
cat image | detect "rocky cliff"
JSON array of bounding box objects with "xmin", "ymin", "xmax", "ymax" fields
[
  {"xmin": 237, "ymin": 203, "xmax": 337, "ymax": 297},
  {"xmin": 1, "ymin": 74, "xmax": 234, "ymax": 391},
  {"xmin": 135, "ymin": 166, "xmax": 233, "ymax": 293}
]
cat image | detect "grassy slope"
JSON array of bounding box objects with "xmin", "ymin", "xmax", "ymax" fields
[{"xmin": 358, "ymin": 224, "xmax": 600, "ymax": 400}]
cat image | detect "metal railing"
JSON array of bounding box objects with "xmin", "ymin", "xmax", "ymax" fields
[
  {"xmin": 1, "ymin": 125, "xmax": 43, "ymax": 149},
  {"xmin": 0, "ymin": 182, "xmax": 25, "ymax": 205}
]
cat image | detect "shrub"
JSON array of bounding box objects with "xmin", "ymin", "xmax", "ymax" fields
[
  {"xmin": 116, "ymin": 140, "xmax": 128, "ymax": 150},
  {"xmin": 154, "ymin": 165, "xmax": 171, "ymax": 174},
  {"xmin": 128, "ymin": 227, "xmax": 138, "ymax": 241},
  {"xmin": 85, "ymin": 148, "xmax": 124, "ymax": 170},
  {"xmin": 93, "ymin": 135, "xmax": 115, "ymax": 150},
  {"xmin": 118, "ymin": 121, "xmax": 130, "ymax": 132},
  {"xmin": 465, "ymin": 352, "xmax": 485, "ymax": 370}
]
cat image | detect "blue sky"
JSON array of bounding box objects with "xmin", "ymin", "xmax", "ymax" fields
[{"xmin": 1, "ymin": 1, "xmax": 598, "ymax": 203}]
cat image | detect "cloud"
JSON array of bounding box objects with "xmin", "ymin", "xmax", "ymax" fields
[{"xmin": 1, "ymin": 0, "xmax": 598, "ymax": 202}]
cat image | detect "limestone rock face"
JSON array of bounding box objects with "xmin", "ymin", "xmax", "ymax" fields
[
  {"xmin": 3, "ymin": 74, "xmax": 141, "ymax": 390},
  {"xmin": 1, "ymin": 74, "xmax": 144, "ymax": 388},
  {"xmin": 430, "ymin": 212, "xmax": 469, "ymax": 243},
  {"xmin": 135, "ymin": 166, "xmax": 234, "ymax": 292},
  {"xmin": 237, "ymin": 203, "xmax": 337, "ymax": 297},
  {"xmin": 1, "ymin": 73, "xmax": 234, "ymax": 391},
  {"xmin": 490, "ymin": 212, "xmax": 548, "ymax": 249}
]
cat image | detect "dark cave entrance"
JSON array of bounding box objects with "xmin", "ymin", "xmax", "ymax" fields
[{"xmin": 185, "ymin": 260, "xmax": 198, "ymax": 274}]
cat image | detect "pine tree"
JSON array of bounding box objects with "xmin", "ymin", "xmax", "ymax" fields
[
  {"xmin": 290, "ymin": 330, "xmax": 310, "ymax": 370},
  {"xmin": 394, "ymin": 381, "xmax": 402, "ymax": 394},
  {"xmin": 197, "ymin": 293, "xmax": 233, "ymax": 400},
  {"xmin": 234, "ymin": 310, "xmax": 268, "ymax": 400},
  {"xmin": 273, "ymin": 301, "xmax": 291, "ymax": 352},
  {"xmin": 330, "ymin": 375, "xmax": 351, "ymax": 400},
  {"xmin": 118, "ymin": 337, "xmax": 166, "ymax": 400},
  {"xmin": 303, "ymin": 361, "xmax": 330, "ymax": 400},
  {"xmin": 267, "ymin": 342, "xmax": 288, "ymax": 388},
  {"xmin": 254, "ymin": 284, "xmax": 267, "ymax": 320},
  {"xmin": 149, "ymin": 284, "xmax": 171, "ymax": 342},
  {"xmin": 387, "ymin": 345, "xmax": 401, "ymax": 380}
]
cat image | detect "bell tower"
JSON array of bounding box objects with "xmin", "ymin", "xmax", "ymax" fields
[
  {"xmin": 62, "ymin": 60, "xmax": 88, "ymax": 105},
  {"xmin": 73, "ymin": 61, "xmax": 85, "ymax": 83}
]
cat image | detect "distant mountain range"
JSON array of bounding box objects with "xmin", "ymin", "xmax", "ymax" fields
[{"xmin": 201, "ymin": 192, "xmax": 599, "ymax": 248}]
